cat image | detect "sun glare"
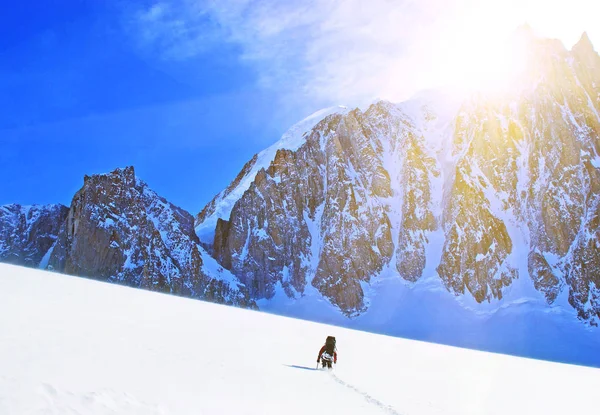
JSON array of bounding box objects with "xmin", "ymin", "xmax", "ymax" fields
[
  {"xmin": 422, "ymin": 0, "xmax": 599, "ymax": 96},
  {"xmin": 438, "ymin": 34, "xmax": 529, "ymax": 95}
]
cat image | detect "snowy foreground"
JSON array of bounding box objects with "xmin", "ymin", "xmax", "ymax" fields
[{"xmin": 1, "ymin": 264, "xmax": 599, "ymax": 415}]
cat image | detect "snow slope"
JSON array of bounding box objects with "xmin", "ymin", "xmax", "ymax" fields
[
  {"xmin": 1, "ymin": 263, "xmax": 599, "ymax": 415},
  {"xmin": 258, "ymin": 270, "xmax": 600, "ymax": 368}
]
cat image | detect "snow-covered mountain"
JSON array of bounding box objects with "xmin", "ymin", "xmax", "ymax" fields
[
  {"xmin": 41, "ymin": 166, "xmax": 254, "ymax": 307},
  {"xmin": 0, "ymin": 203, "xmax": 68, "ymax": 267},
  {"xmin": 195, "ymin": 105, "xmax": 352, "ymax": 243},
  {"xmin": 197, "ymin": 31, "xmax": 600, "ymax": 325},
  {"xmin": 1, "ymin": 263, "xmax": 599, "ymax": 415}
]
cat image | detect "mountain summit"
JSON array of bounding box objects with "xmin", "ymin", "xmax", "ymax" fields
[
  {"xmin": 45, "ymin": 166, "xmax": 255, "ymax": 307},
  {"xmin": 197, "ymin": 33, "xmax": 600, "ymax": 324}
]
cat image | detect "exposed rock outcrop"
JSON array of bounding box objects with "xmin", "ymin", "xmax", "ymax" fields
[
  {"xmin": 0, "ymin": 204, "xmax": 68, "ymax": 267},
  {"xmin": 48, "ymin": 167, "xmax": 254, "ymax": 308}
]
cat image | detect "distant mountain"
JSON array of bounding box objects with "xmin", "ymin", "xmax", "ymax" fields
[
  {"xmin": 0, "ymin": 167, "xmax": 255, "ymax": 308},
  {"xmin": 197, "ymin": 31, "xmax": 600, "ymax": 325},
  {"xmin": 0, "ymin": 204, "xmax": 68, "ymax": 268},
  {"xmin": 46, "ymin": 166, "xmax": 255, "ymax": 307}
]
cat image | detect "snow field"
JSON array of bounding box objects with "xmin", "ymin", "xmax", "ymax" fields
[{"xmin": 1, "ymin": 263, "xmax": 599, "ymax": 415}]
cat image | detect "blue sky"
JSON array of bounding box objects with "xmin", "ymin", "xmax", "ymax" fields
[
  {"xmin": 0, "ymin": 1, "xmax": 306, "ymax": 212},
  {"xmin": 1, "ymin": 0, "xmax": 597, "ymax": 213}
]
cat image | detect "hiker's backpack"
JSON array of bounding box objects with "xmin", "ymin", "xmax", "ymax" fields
[{"xmin": 325, "ymin": 336, "xmax": 336, "ymax": 355}]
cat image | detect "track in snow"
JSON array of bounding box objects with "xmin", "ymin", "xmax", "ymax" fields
[{"xmin": 328, "ymin": 371, "xmax": 402, "ymax": 415}]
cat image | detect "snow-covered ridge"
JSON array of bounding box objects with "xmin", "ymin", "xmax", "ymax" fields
[
  {"xmin": 195, "ymin": 95, "xmax": 462, "ymax": 246},
  {"xmin": 195, "ymin": 105, "xmax": 351, "ymax": 244}
]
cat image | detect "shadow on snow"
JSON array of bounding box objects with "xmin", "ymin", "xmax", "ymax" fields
[{"xmin": 283, "ymin": 364, "xmax": 319, "ymax": 371}]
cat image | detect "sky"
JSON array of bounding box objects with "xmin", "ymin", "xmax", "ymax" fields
[{"xmin": 1, "ymin": 0, "xmax": 599, "ymax": 213}]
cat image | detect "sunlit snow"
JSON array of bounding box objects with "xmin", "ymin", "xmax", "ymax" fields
[{"xmin": 1, "ymin": 263, "xmax": 599, "ymax": 415}]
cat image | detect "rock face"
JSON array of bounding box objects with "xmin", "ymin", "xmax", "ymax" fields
[
  {"xmin": 211, "ymin": 101, "xmax": 448, "ymax": 317},
  {"xmin": 200, "ymin": 32, "xmax": 600, "ymax": 325},
  {"xmin": 213, "ymin": 107, "xmax": 414, "ymax": 316},
  {"xmin": 48, "ymin": 167, "xmax": 254, "ymax": 308},
  {"xmin": 0, "ymin": 204, "xmax": 68, "ymax": 267},
  {"xmin": 194, "ymin": 106, "xmax": 355, "ymax": 245}
]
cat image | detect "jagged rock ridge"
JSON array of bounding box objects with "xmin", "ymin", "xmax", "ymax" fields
[{"xmin": 200, "ymin": 32, "xmax": 600, "ymax": 324}]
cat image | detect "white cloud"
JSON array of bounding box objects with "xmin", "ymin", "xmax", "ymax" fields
[
  {"xmin": 131, "ymin": 1, "xmax": 224, "ymax": 60},
  {"xmin": 130, "ymin": 0, "xmax": 600, "ymax": 106}
]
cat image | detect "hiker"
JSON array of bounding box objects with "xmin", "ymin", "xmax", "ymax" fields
[{"xmin": 317, "ymin": 336, "xmax": 337, "ymax": 369}]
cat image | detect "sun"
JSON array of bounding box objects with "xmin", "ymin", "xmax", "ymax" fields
[
  {"xmin": 436, "ymin": 32, "xmax": 529, "ymax": 95},
  {"xmin": 422, "ymin": 0, "xmax": 598, "ymax": 96}
]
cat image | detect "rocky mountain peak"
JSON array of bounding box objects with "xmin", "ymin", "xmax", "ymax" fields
[
  {"xmin": 198, "ymin": 33, "xmax": 600, "ymax": 325},
  {"xmin": 47, "ymin": 167, "xmax": 254, "ymax": 308},
  {"xmin": 194, "ymin": 105, "xmax": 352, "ymax": 245},
  {"xmin": 574, "ymin": 31, "xmax": 595, "ymax": 53},
  {"xmin": 572, "ymin": 31, "xmax": 599, "ymax": 73},
  {"xmin": 82, "ymin": 166, "xmax": 137, "ymax": 190}
]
